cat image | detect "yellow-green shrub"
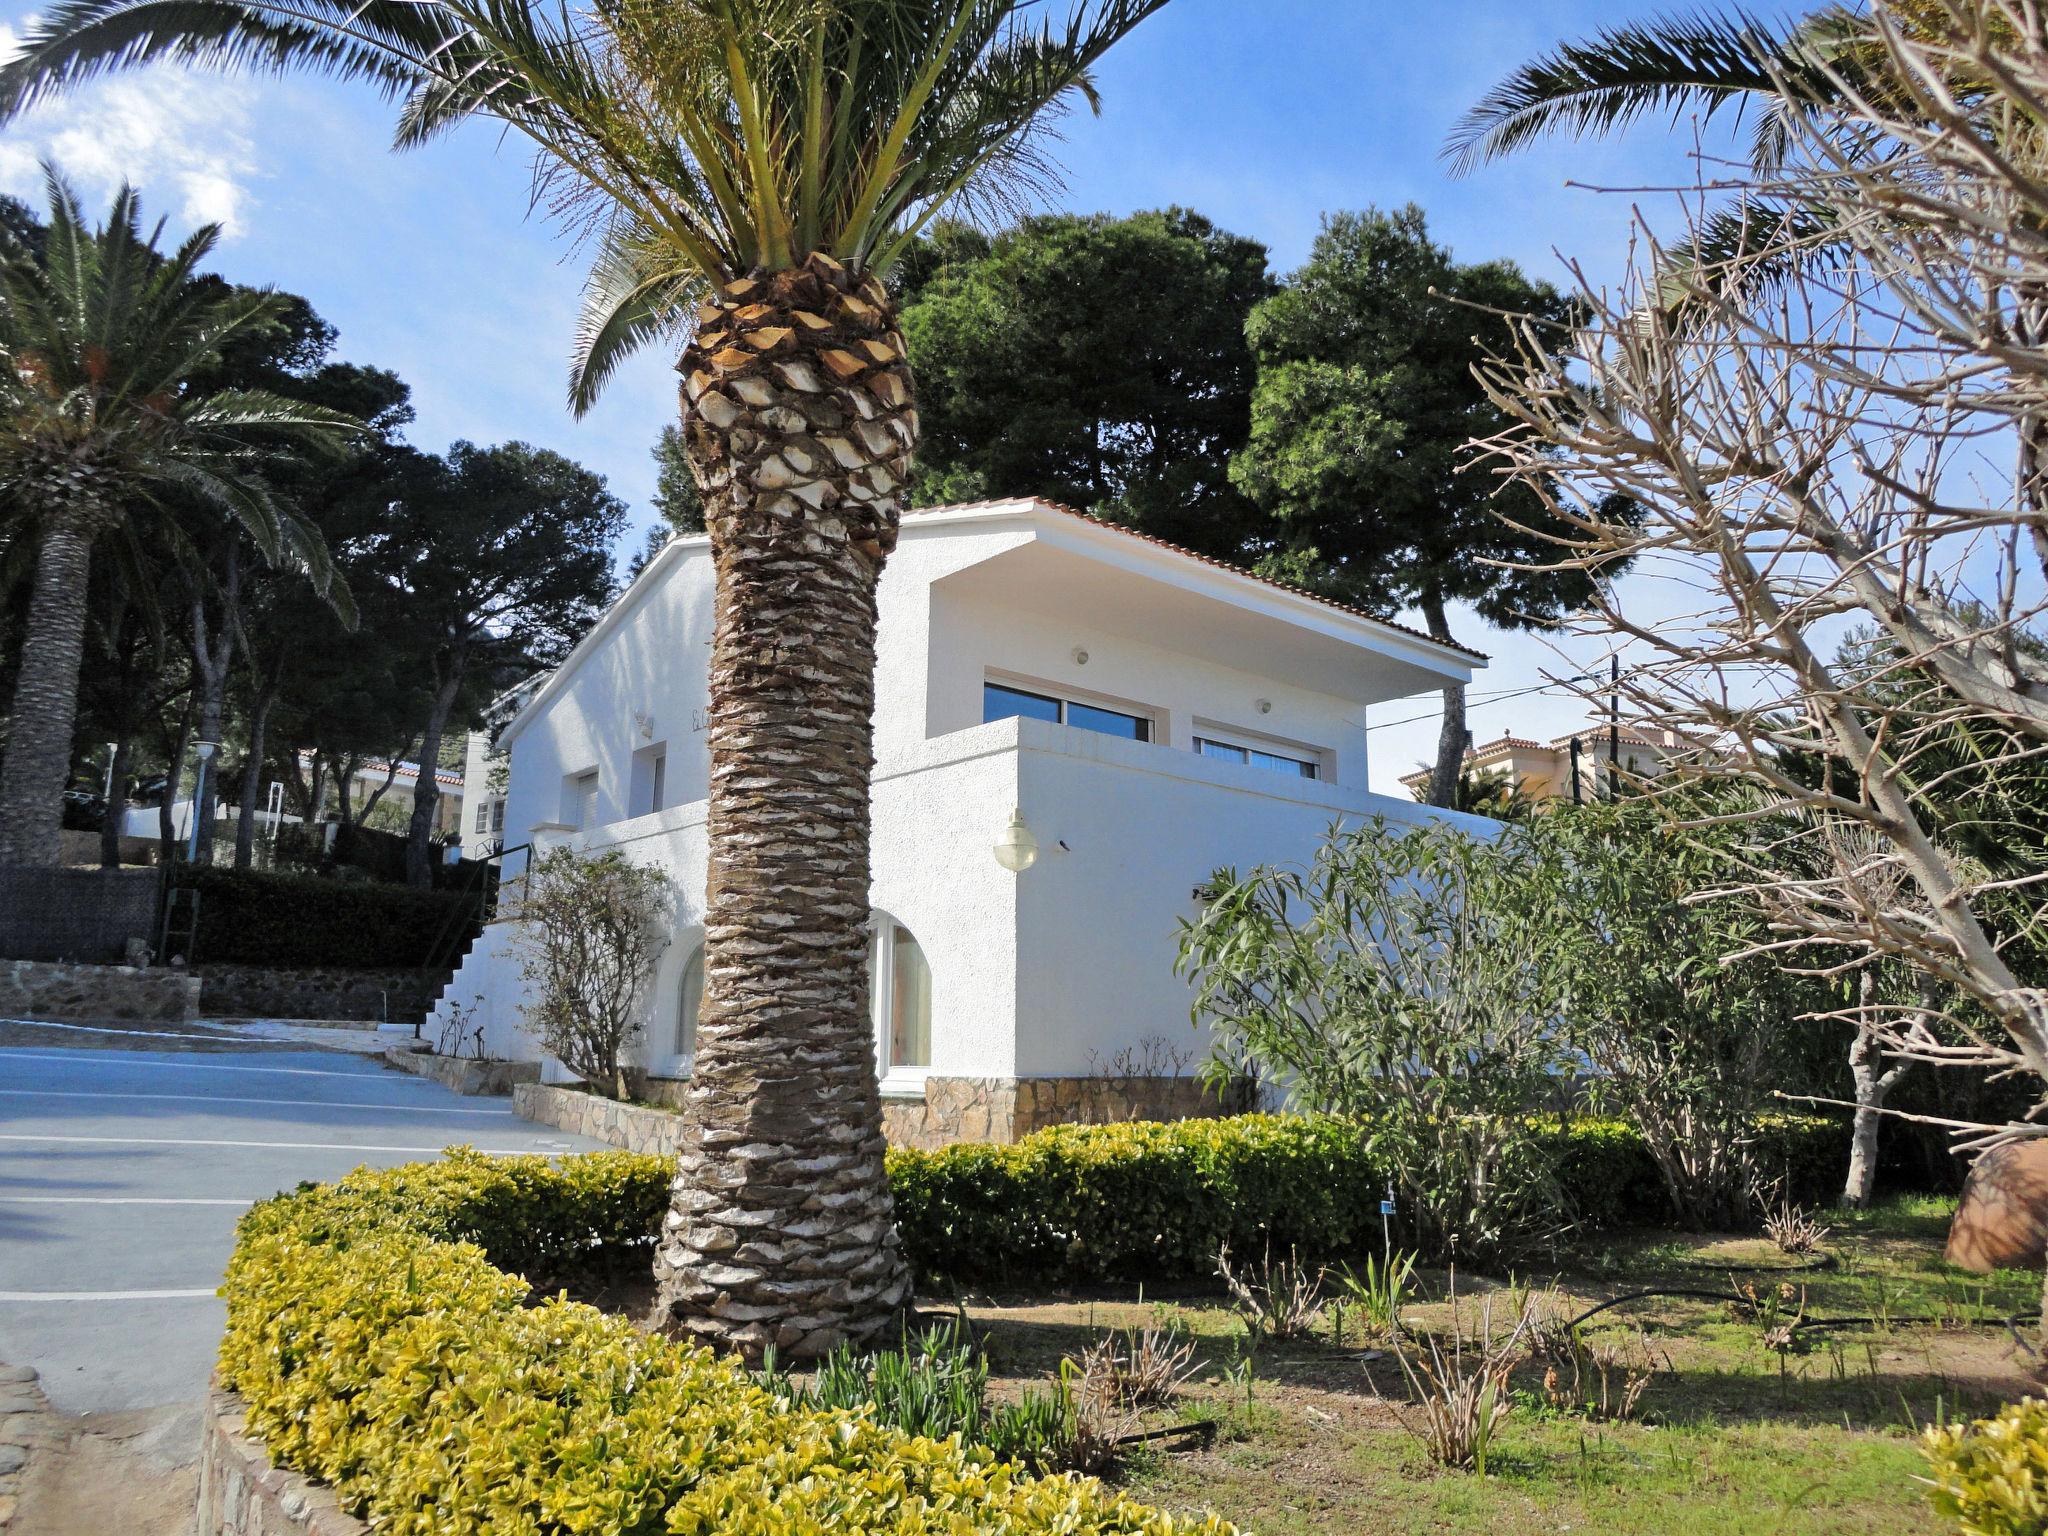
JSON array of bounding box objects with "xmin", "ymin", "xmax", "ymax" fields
[
  {"xmin": 1924, "ymin": 1398, "xmax": 2048, "ymax": 1536},
  {"xmin": 220, "ymin": 1150, "xmax": 1233, "ymax": 1536}
]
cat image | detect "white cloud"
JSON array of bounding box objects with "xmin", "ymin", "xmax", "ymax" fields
[{"xmin": 0, "ymin": 20, "xmax": 260, "ymax": 236}]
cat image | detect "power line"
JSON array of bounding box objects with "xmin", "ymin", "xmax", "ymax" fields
[{"xmin": 1366, "ymin": 674, "xmax": 1604, "ymax": 734}]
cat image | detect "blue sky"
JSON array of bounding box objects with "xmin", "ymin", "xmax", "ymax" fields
[{"xmin": 0, "ymin": 0, "xmax": 1766, "ymax": 791}]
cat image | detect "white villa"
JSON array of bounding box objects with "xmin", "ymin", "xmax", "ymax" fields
[{"xmin": 432, "ymin": 497, "xmax": 1490, "ymax": 1146}]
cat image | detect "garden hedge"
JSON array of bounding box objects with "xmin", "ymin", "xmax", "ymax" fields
[
  {"xmin": 234, "ymin": 1109, "xmax": 1849, "ymax": 1297},
  {"xmin": 222, "ymin": 1150, "xmax": 1231, "ymax": 1536},
  {"xmin": 885, "ymin": 1110, "xmax": 1849, "ymax": 1285},
  {"xmin": 181, "ymin": 865, "xmax": 480, "ymax": 969}
]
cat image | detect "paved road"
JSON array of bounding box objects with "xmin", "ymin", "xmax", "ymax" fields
[{"xmin": 0, "ymin": 1022, "xmax": 600, "ymax": 1415}]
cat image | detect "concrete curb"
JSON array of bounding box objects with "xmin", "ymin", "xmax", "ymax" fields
[
  {"xmin": 196, "ymin": 1387, "xmax": 364, "ymax": 1536},
  {"xmin": 382, "ymin": 1047, "xmax": 540, "ymax": 1097}
]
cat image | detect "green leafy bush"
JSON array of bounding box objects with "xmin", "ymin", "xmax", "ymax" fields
[
  {"xmin": 181, "ymin": 865, "xmax": 478, "ymax": 969},
  {"xmin": 887, "ymin": 1111, "xmax": 1851, "ymax": 1285},
  {"xmin": 1177, "ymin": 819, "xmax": 1581, "ymax": 1261},
  {"xmin": 1179, "ymin": 811, "xmax": 1838, "ymax": 1249},
  {"xmin": 221, "ymin": 1150, "xmax": 1231, "ymax": 1536},
  {"xmin": 514, "ymin": 847, "xmax": 673, "ymax": 1100},
  {"xmin": 1923, "ymin": 1397, "xmax": 2048, "ymax": 1535},
  {"xmin": 237, "ymin": 1109, "xmax": 1853, "ymax": 1315}
]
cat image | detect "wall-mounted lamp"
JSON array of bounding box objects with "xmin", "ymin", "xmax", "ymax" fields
[
  {"xmin": 1255, "ymin": 698, "xmax": 1272, "ymax": 715},
  {"xmin": 633, "ymin": 710, "xmax": 656, "ymax": 740},
  {"xmin": 1072, "ymin": 646, "xmax": 1090, "ymax": 666},
  {"xmin": 993, "ymin": 807, "xmax": 1039, "ymax": 872}
]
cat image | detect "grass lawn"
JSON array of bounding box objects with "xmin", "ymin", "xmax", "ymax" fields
[{"xmin": 942, "ymin": 1196, "xmax": 2039, "ymax": 1535}]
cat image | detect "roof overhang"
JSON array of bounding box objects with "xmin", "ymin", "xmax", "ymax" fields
[
  {"xmin": 499, "ymin": 498, "xmax": 1484, "ymax": 748},
  {"xmin": 919, "ymin": 502, "xmax": 1481, "ymax": 705}
]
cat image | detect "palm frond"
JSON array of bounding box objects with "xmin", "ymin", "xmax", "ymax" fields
[
  {"xmin": 1655, "ymin": 195, "xmax": 1853, "ymax": 318},
  {"xmin": 2, "ymin": 0, "xmax": 1176, "ymax": 407},
  {"xmin": 0, "ymin": 0, "xmax": 442, "ymax": 119},
  {"xmin": 1445, "ymin": 8, "xmax": 1854, "ymax": 174},
  {"xmin": 568, "ymin": 218, "xmax": 704, "ymax": 416},
  {"xmin": 0, "ymin": 175, "xmax": 364, "ymax": 634}
]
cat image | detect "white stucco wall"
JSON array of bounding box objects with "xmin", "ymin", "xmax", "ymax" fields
[
  {"xmin": 500, "ymin": 543, "xmax": 718, "ymax": 864},
  {"xmin": 1007, "ymin": 721, "xmax": 1495, "ymax": 1077},
  {"xmin": 439, "ymin": 500, "xmax": 1491, "ymax": 1086}
]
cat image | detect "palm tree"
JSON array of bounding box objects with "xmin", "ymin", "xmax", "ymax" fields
[
  {"xmin": 2, "ymin": 0, "xmax": 1178, "ymax": 1355},
  {"xmin": 1444, "ymin": 7, "xmax": 1870, "ymax": 177},
  {"xmin": 0, "ymin": 171, "xmax": 357, "ymax": 868},
  {"xmin": 1443, "ymin": 4, "xmax": 2001, "ymax": 288}
]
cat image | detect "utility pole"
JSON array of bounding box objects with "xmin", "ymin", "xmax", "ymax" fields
[{"xmin": 1607, "ymin": 654, "xmax": 1620, "ymax": 800}]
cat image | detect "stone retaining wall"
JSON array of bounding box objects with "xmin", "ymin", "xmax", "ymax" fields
[
  {"xmin": 383, "ymin": 1047, "xmax": 540, "ymax": 1097},
  {"xmin": 0, "ymin": 959, "xmax": 198, "ymax": 1022},
  {"xmin": 514, "ymin": 1082, "xmax": 687, "ymax": 1155},
  {"xmin": 515, "ymin": 1074, "xmax": 1228, "ymax": 1155},
  {"xmin": 195, "ymin": 965, "xmax": 447, "ymax": 1024},
  {"xmin": 198, "ymin": 1387, "xmax": 364, "ymax": 1536}
]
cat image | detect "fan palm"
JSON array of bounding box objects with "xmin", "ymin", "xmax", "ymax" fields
[
  {"xmin": 1, "ymin": 0, "xmax": 1178, "ymax": 1354},
  {"xmin": 0, "ymin": 171, "xmax": 357, "ymax": 868}
]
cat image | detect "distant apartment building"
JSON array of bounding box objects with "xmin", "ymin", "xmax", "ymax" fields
[{"xmin": 1399, "ymin": 726, "xmax": 1715, "ymax": 807}]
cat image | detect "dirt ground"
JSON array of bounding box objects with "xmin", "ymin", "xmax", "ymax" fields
[
  {"xmin": 10, "ymin": 1402, "xmax": 198, "ymax": 1536},
  {"xmin": 603, "ymin": 1206, "xmax": 2039, "ymax": 1536}
]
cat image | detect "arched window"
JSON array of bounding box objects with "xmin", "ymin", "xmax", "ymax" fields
[
  {"xmin": 870, "ymin": 913, "xmax": 930, "ymax": 1076},
  {"xmin": 649, "ymin": 942, "xmax": 702, "ymax": 1079}
]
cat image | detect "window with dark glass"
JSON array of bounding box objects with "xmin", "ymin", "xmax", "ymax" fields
[
  {"xmin": 1193, "ymin": 735, "xmax": 1319, "ymax": 780},
  {"xmin": 983, "ymin": 681, "xmax": 1062, "ymax": 725},
  {"xmin": 983, "ymin": 681, "xmax": 1151, "ymax": 743}
]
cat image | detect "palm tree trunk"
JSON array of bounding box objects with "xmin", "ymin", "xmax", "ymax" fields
[
  {"xmin": 0, "ymin": 518, "xmax": 98, "ymax": 867},
  {"xmin": 651, "ymin": 253, "xmax": 914, "ymax": 1359},
  {"xmin": 1419, "ymin": 589, "xmax": 1467, "ymax": 810}
]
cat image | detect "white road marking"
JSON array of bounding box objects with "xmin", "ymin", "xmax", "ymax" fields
[
  {"xmin": 0, "ymin": 1134, "xmax": 540, "ymax": 1154},
  {"xmin": 0, "ymin": 1288, "xmax": 217, "ymax": 1301},
  {"xmin": 0, "ymin": 1089, "xmax": 513, "ymax": 1116},
  {"xmin": 0, "ymin": 1196, "xmax": 252, "ymax": 1206},
  {"xmin": 0, "ymin": 1019, "xmax": 266, "ymax": 1043},
  {"xmin": 0, "ymin": 1050, "xmax": 396, "ymax": 1081}
]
